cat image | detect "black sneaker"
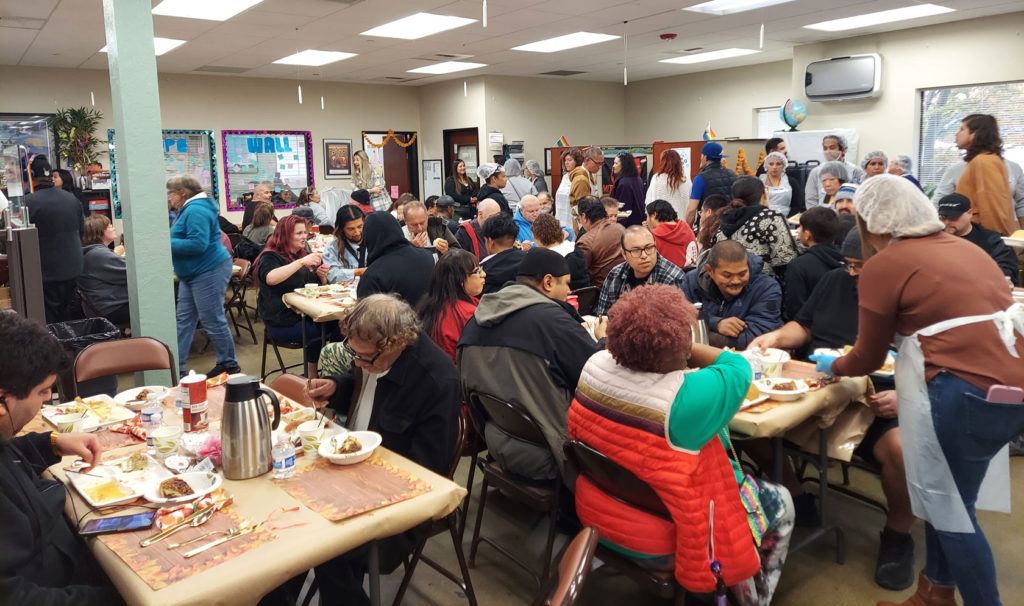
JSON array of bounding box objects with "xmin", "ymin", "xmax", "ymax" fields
[
  {"xmin": 793, "ymin": 493, "xmax": 821, "ymax": 527},
  {"xmin": 206, "ymin": 362, "xmax": 242, "ymax": 377},
  {"xmin": 874, "ymin": 527, "xmax": 914, "ymax": 590}
]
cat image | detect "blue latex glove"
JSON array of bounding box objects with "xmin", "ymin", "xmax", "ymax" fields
[{"xmin": 808, "ymin": 353, "xmax": 838, "ymax": 376}]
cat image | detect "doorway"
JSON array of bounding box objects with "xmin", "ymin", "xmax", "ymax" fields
[
  {"xmin": 361, "ymin": 131, "xmax": 420, "ymax": 201},
  {"xmin": 442, "ymin": 128, "xmax": 479, "ymax": 185}
]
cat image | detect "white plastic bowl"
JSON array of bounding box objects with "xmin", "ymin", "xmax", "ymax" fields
[
  {"xmin": 754, "ymin": 378, "xmax": 809, "ymax": 402},
  {"xmin": 318, "ymin": 431, "xmax": 382, "ymax": 465}
]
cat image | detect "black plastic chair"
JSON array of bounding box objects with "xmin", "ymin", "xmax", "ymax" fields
[
  {"xmin": 569, "ymin": 287, "xmax": 598, "ymax": 316},
  {"xmin": 466, "ymin": 391, "xmax": 563, "ymax": 589}
]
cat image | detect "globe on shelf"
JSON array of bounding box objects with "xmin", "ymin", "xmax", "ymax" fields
[{"xmin": 780, "ymin": 99, "xmax": 808, "ymax": 131}]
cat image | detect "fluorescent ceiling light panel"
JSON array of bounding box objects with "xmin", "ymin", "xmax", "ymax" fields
[
  {"xmin": 99, "ymin": 37, "xmax": 186, "ymax": 56},
  {"xmin": 685, "ymin": 0, "xmax": 796, "ymax": 16},
  {"xmin": 273, "ymin": 50, "xmax": 357, "ymax": 66},
  {"xmin": 152, "ymin": 0, "xmax": 263, "ymax": 21},
  {"xmin": 660, "ymin": 48, "xmax": 759, "ymax": 64},
  {"xmin": 408, "ymin": 61, "xmax": 487, "ymax": 74},
  {"xmin": 360, "ymin": 12, "xmax": 476, "ymax": 40},
  {"xmin": 804, "ymin": 4, "xmax": 954, "ymax": 32},
  {"xmin": 512, "ymin": 32, "xmax": 620, "ymax": 53}
]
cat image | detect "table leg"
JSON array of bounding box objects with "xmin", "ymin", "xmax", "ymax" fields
[
  {"xmin": 300, "ymin": 311, "xmax": 308, "ymax": 378},
  {"xmin": 788, "ymin": 427, "xmax": 845, "ymax": 563},
  {"xmin": 772, "ymin": 436, "xmax": 784, "ymax": 482},
  {"xmin": 368, "ymin": 539, "xmax": 381, "ymax": 606}
]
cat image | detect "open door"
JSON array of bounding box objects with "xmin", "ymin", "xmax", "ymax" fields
[
  {"xmin": 443, "ymin": 128, "xmax": 479, "ymax": 184},
  {"xmin": 362, "ymin": 131, "xmax": 420, "ymax": 201}
]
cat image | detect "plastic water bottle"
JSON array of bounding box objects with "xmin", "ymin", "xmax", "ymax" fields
[
  {"xmin": 141, "ymin": 398, "xmax": 163, "ymax": 455},
  {"xmin": 272, "ymin": 438, "xmax": 296, "ymax": 479},
  {"xmin": 174, "ymin": 383, "xmax": 184, "ymax": 416},
  {"xmin": 749, "ymin": 354, "xmax": 763, "ymax": 382}
]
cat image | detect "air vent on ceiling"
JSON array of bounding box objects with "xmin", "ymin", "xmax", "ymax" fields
[
  {"xmin": 539, "ymin": 70, "xmax": 586, "ymax": 77},
  {"xmin": 0, "ymin": 16, "xmax": 46, "ymax": 29},
  {"xmin": 194, "ymin": 65, "xmax": 250, "ymax": 74},
  {"xmin": 372, "ymin": 76, "xmax": 427, "ymax": 83},
  {"xmin": 413, "ymin": 53, "xmax": 474, "ymax": 62},
  {"xmin": 684, "ymin": 47, "xmax": 703, "ymax": 52}
]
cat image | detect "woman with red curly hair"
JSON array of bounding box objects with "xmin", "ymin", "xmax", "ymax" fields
[
  {"xmin": 256, "ymin": 215, "xmax": 332, "ymax": 376},
  {"xmin": 568, "ymin": 284, "xmax": 794, "ymax": 605}
]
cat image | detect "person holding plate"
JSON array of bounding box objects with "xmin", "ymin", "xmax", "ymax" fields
[
  {"xmin": 809, "ymin": 175, "xmax": 1024, "ymax": 606},
  {"xmin": 0, "ymin": 312, "xmax": 121, "ymax": 605}
]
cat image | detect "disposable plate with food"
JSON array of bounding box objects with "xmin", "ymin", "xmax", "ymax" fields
[
  {"xmin": 68, "ymin": 453, "xmax": 172, "ymax": 507},
  {"xmin": 143, "ymin": 471, "xmax": 223, "ymax": 505},
  {"xmin": 319, "ymin": 431, "xmax": 382, "ymax": 465},
  {"xmin": 42, "ymin": 395, "xmax": 135, "ymax": 431},
  {"xmin": 114, "ymin": 386, "xmax": 171, "ymax": 411},
  {"xmin": 753, "ymin": 378, "xmax": 810, "ymax": 402}
]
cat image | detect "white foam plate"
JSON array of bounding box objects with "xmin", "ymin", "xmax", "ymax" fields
[
  {"xmin": 319, "ymin": 431, "xmax": 382, "ymax": 465},
  {"xmin": 67, "ymin": 454, "xmax": 171, "ymax": 508},
  {"xmin": 754, "ymin": 378, "xmax": 809, "ymax": 402},
  {"xmin": 143, "ymin": 471, "xmax": 223, "ymax": 505},
  {"xmin": 42, "ymin": 395, "xmax": 134, "ymax": 431},
  {"xmin": 114, "ymin": 386, "xmax": 171, "ymax": 411}
]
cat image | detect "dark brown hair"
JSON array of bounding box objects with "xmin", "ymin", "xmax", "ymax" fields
[
  {"xmin": 961, "ymin": 114, "xmax": 1003, "ymax": 161},
  {"xmin": 82, "ymin": 214, "xmax": 111, "ymax": 246}
]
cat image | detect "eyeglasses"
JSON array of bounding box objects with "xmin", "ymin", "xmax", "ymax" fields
[
  {"xmin": 623, "ymin": 244, "xmax": 657, "ymax": 258},
  {"xmin": 342, "ymin": 338, "xmax": 383, "ymax": 365},
  {"xmin": 585, "ymin": 156, "xmax": 603, "ymax": 165},
  {"xmin": 470, "ymin": 267, "xmax": 485, "ymax": 277}
]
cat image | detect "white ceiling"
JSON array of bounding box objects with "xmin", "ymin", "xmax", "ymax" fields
[{"xmin": 1, "ymin": 0, "xmax": 1021, "ymax": 85}]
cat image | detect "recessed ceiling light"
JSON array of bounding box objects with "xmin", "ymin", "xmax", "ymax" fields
[
  {"xmin": 361, "ymin": 12, "xmax": 476, "ymax": 40},
  {"xmin": 152, "ymin": 0, "xmax": 263, "ymax": 21},
  {"xmin": 99, "ymin": 37, "xmax": 186, "ymax": 56},
  {"xmin": 684, "ymin": 0, "xmax": 796, "ymax": 16},
  {"xmin": 512, "ymin": 32, "xmax": 620, "ymax": 53},
  {"xmin": 804, "ymin": 3, "xmax": 954, "ymax": 32},
  {"xmin": 660, "ymin": 48, "xmax": 760, "ymax": 64},
  {"xmin": 273, "ymin": 50, "xmax": 357, "ymax": 67},
  {"xmin": 407, "ymin": 61, "xmax": 487, "ymax": 74}
]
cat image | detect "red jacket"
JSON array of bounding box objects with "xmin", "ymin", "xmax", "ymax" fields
[
  {"xmin": 433, "ymin": 299, "xmax": 477, "ymax": 364},
  {"xmin": 652, "ymin": 221, "xmax": 697, "ymax": 268}
]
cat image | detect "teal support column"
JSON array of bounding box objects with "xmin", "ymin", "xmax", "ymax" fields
[{"xmin": 102, "ymin": 0, "xmax": 178, "ymax": 385}]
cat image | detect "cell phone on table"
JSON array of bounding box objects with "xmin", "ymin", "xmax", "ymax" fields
[
  {"xmin": 986, "ymin": 385, "xmax": 1024, "ymax": 404},
  {"xmin": 79, "ymin": 511, "xmax": 156, "ymax": 536}
]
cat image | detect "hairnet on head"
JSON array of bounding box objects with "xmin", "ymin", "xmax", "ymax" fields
[
  {"xmin": 503, "ymin": 158, "xmax": 523, "ymax": 177},
  {"xmin": 860, "ymin": 150, "xmax": 889, "ymax": 169},
  {"xmin": 854, "ymin": 174, "xmax": 943, "ymax": 238},
  {"xmin": 763, "ymin": 151, "xmax": 787, "ymax": 167},
  {"xmin": 819, "ymin": 161, "xmax": 850, "ymax": 182},
  {"xmin": 524, "ymin": 159, "xmax": 543, "ymax": 178},
  {"xmin": 895, "ymin": 154, "xmax": 914, "ymax": 175}
]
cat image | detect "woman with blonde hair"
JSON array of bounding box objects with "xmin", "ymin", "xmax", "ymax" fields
[
  {"xmin": 352, "ymin": 149, "xmax": 391, "ymax": 212},
  {"xmin": 645, "ymin": 149, "xmax": 691, "ymax": 218},
  {"xmin": 811, "ymin": 175, "xmax": 1024, "ymax": 606},
  {"xmin": 168, "ymin": 174, "xmax": 239, "ymax": 376}
]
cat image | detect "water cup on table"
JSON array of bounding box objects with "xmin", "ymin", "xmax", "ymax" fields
[
  {"xmin": 762, "ymin": 349, "xmax": 788, "ymax": 378},
  {"xmin": 151, "ymin": 425, "xmax": 183, "ymax": 458},
  {"xmin": 56, "ymin": 413, "xmax": 85, "ymax": 433},
  {"xmin": 298, "ymin": 421, "xmax": 327, "ymax": 460}
]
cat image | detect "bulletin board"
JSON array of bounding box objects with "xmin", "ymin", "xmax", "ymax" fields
[
  {"xmin": 107, "ymin": 129, "xmax": 218, "ymax": 219},
  {"xmin": 222, "ymin": 130, "xmax": 313, "ymax": 210}
]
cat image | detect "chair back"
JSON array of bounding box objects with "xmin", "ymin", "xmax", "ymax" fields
[
  {"xmin": 228, "ymin": 232, "xmax": 242, "ymax": 251},
  {"xmin": 233, "ymin": 257, "xmax": 251, "ymax": 279},
  {"xmin": 269, "ymin": 372, "xmax": 309, "ymax": 404},
  {"xmin": 446, "ymin": 410, "xmax": 468, "ymax": 479},
  {"xmin": 0, "ymin": 253, "xmax": 8, "ymax": 286},
  {"xmin": 569, "ymin": 286, "xmax": 598, "ymax": 316},
  {"xmin": 468, "ymin": 391, "xmax": 547, "ymax": 448},
  {"xmin": 563, "ymin": 440, "xmax": 670, "ymax": 519},
  {"xmin": 547, "ymin": 527, "xmax": 600, "ymax": 606},
  {"xmin": 74, "ymin": 337, "xmax": 177, "ymax": 385}
]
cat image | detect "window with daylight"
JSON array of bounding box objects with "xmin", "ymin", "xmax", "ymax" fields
[
  {"xmin": 756, "ymin": 107, "xmax": 787, "ymax": 139},
  {"xmin": 918, "ymin": 81, "xmax": 1024, "ymax": 196}
]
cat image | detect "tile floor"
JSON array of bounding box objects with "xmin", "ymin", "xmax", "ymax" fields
[{"xmin": 145, "ymin": 313, "xmax": 1024, "ymax": 606}]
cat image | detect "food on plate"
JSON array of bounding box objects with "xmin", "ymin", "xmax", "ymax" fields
[
  {"xmin": 122, "ymin": 453, "xmax": 150, "ymax": 473},
  {"xmin": 128, "ymin": 388, "xmax": 154, "ymax": 404},
  {"xmin": 335, "ymin": 435, "xmax": 363, "ymax": 455},
  {"xmin": 432, "ymin": 238, "xmax": 445, "ymax": 248},
  {"xmin": 159, "ymin": 477, "xmax": 195, "ymax": 499},
  {"xmin": 71, "ymin": 396, "xmax": 114, "ymax": 420},
  {"xmin": 767, "ymin": 379, "xmax": 798, "ymax": 391},
  {"xmin": 879, "ymin": 358, "xmax": 895, "ymax": 373},
  {"xmin": 83, "ymin": 479, "xmax": 131, "ymax": 504},
  {"xmin": 746, "ymin": 383, "xmax": 760, "ymax": 401}
]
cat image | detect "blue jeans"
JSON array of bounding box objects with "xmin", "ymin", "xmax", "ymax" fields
[
  {"xmin": 266, "ymin": 317, "xmax": 326, "ymax": 364},
  {"xmin": 176, "ymin": 258, "xmax": 237, "ymax": 374},
  {"xmin": 925, "ymin": 371, "xmax": 1024, "ymax": 606}
]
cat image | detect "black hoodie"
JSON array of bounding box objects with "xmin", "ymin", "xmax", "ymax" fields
[
  {"xmin": 783, "ymin": 243, "xmax": 845, "ymax": 320},
  {"xmin": 476, "ymin": 184, "xmax": 511, "ymax": 215},
  {"xmin": 357, "ymin": 212, "xmax": 434, "ymax": 304}
]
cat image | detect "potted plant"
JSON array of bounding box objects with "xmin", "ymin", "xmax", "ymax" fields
[{"xmin": 50, "ymin": 107, "xmax": 103, "ymax": 172}]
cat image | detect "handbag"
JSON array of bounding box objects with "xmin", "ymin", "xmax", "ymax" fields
[{"xmin": 723, "ymin": 430, "xmax": 770, "ymax": 547}]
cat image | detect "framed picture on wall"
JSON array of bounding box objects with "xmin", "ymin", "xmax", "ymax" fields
[
  {"xmin": 107, "ymin": 128, "xmax": 217, "ymax": 219},
  {"xmin": 323, "ymin": 139, "xmax": 351, "ymax": 178},
  {"xmin": 222, "ymin": 130, "xmax": 313, "ymax": 209}
]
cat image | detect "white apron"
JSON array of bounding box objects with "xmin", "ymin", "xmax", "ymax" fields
[
  {"xmin": 554, "ymin": 177, "xmax": 575, "ymax": 234},
  {"xmin": 895, "ymin": 302, "xmax": 1024, "ymax": 533}
]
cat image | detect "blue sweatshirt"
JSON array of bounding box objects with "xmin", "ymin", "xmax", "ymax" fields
[{"xmin": 170, "ymin": 195, "xmax": 229, "ymax": 281}]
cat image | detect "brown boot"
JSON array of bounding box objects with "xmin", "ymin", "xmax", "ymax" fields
[{"xmin": 877, "ymin": 571, "xmax": 956, "ymax": 606}]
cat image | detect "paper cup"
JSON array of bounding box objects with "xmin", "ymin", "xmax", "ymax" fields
[
  {"xmin": 180, "ymin": 373, "xmax": 207, "ymax": 405},
  {"xmin": 56, "ymin": 412, "xmax": 85, "ymax": 433},
  {"xmin": 298, "ymin": 421, "xmax": 327, "ymax": 459},
  {"xmin": 762, "ymin": 349, "xmax": 787, "ymax": 378},
  {"xmin": 152, "ymin": 426, "xmax": 183, "ymax": 458}
]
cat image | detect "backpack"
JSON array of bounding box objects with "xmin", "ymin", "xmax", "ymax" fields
[{"xmin": 234, "ymin": 236, "xmax": 262, "ymax": 262}]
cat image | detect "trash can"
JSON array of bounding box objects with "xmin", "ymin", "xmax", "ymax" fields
[{"xmin": 48, "ymin": 317, "xmax": 122, "ymax": 400}]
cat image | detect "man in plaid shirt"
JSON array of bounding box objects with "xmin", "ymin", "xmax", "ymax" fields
[{"xmin": 594, "ymin": 225, "xmax": 686, "ymax": 315}]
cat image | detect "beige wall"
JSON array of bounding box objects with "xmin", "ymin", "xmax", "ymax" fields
[
  {"xmin": 624, "ymin": 61, "xmax": 792, "ymax": 143},
  {"xmin": 417, "ymin": 77, "xmax": 486, "ymax": 183},
  {"xmin": 792, "ymin": 12, "xmax": 1024, "ymax": 158},
  {"xmin": 482, "ymin": 76, "xmax": 626, "ymax": 188},
  {"xmin": 0, "ymin": 65, "xmax": 420, "ymax": 218}
]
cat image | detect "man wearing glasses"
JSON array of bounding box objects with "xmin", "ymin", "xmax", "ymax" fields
[
  {"xmin": 567, "ymin": 146, "xmax": 604, "ymax": 232},
  {"xmin": 593, "ymin": 226, "xmax": 686, "ymax": 315}
]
